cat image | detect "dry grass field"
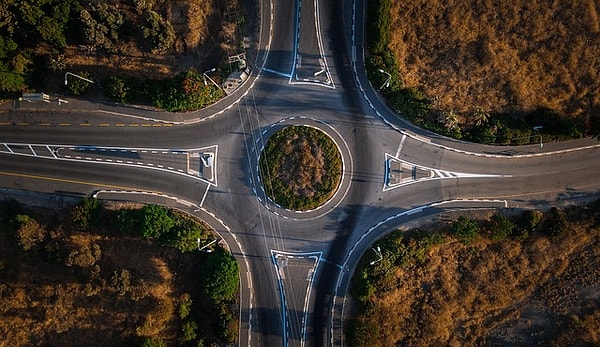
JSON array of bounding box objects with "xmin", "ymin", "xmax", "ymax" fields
[
  {"xmin": 348, "ymin": 205, "xmax": 600, "ymax": 346},
  {"xmin": 388, "ymin": 0, "xmax": 600, "ymax": 121},
  {"xmin": 0, "ymin": 200, "xmax": 223, "ymax": 346}
]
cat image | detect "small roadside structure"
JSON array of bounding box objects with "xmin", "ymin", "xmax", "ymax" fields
[{"xmin": 20, "ymin": 93, "xmax": 51, "ymax": 103}]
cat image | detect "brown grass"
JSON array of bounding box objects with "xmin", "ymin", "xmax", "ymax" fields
[
  {"xmin": 278, "ymin": 134, "xmax": 326, "ymax": 198},
  {"xmin": 358, "ymin": 216, "xmax": 600, "ymax": 346},
  {"xmin": 0, "ymin": 203, "xmax": 209, "ymax": 346},
  {"xmin": 388, "ymin": 0, "xmax": 600, "ymax": 120}
]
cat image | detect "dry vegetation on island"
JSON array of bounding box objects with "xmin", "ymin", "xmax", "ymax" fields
[{"xmin": 347, "ymin": 202, "xmax": 600, "ymax": 346}]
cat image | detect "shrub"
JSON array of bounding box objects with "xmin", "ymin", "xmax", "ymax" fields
[
  {"xmin": 178, "ymin": 293, "xmax": 192, "ymax": 319},
  {"xmin": 70, "ymin": 197, "xmax": 102, "ymax": 230},
  {"xmin": 65, "ymin": 243, "xmax": 101, "ymax": 268},
  {"xmin": 544, "ymin": 207, "xmax": 568, "ymax": 237},
  {"xmin": 140, "ymin": 338, "xmax": 166, "ymax": 347},
  {"xmin": 104, "ymin": 76, "xmax": 133, "ymax": 103},
  {"xmin": 202, "ymin": 248, "xmax": 239, "ymax": 303},
  {"xmin": 487, "ymin": 212, "xmax": 515, "ymax": 241},
  {"xmin": 451, "ymin": 216, "xmax": 480, "ymax": 244},
  {"xmin": 14, "ymin": 214, "xmax": 46, "ymax": 251},
  {"xmin": 140, "ymin": 204, "xmax": 174, "ymax": 239},
  {"xmin": 180, "ymin": 321, "xmax": 198, "ymax": 343}
]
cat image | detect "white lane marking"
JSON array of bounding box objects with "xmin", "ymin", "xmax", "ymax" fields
[
  {"xmin": 28, "ymin": 145, "xmax": 37, "ymax": 156},
  {"xmin": 3, "ymin": 144, "xmax": 13, "ymax": 153},
  {"xmin": 395, "ymin": 134, "xmax": 406, "ymax": 158},
  {"xmin": 46, "ymin": 146, "xmax": 57, "ymax": 158}
]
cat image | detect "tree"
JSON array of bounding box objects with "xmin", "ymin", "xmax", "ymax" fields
[
  {"xmin": 472, "ymin": 107, "xmax": 490, "ymax": 126},
  {"xmin": 140, "ymin": 204, "xmax": 174, "ymax": 239},
  {"xmin": 202, "ymin": 248, "xmax": 239, "ymax": 303},
  {"xmin": 141, "ymin": 10, "xmax": 175, "ymax": 53},
  {"xmin": 451, "ymin": 215, "xmax": 480, "ymax": 245}
]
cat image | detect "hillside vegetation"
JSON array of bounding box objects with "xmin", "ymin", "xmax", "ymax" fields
[
  {"xmin": 0, "ymin": 0, "xmax": 249, "ymax": 110},
  {"xmin": 0, "ymin": 197, "xmax": 239, "ymax": 346},
  {"xmin": 347, "ymin": 202, "xmax": 600, "ymax": 346},
  {"xmin": 367, "ymin": 0, "xmax": 600, "ymax": 142}
]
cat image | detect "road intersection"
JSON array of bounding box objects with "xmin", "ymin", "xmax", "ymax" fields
[{"xmin": 1, "ymin": 0, "xmax": 600, "ymax": 346}]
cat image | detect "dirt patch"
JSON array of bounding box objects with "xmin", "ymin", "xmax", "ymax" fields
[{"xmin": 388, "ymin": 0, "xmax": 600, "ymax": 120}]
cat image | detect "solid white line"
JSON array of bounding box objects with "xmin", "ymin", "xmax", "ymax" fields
[
  {"xmin": 28, "ymin": 145, "xmax": 37, "ymax": 156},
  {"xmin": 3, "ymin": 144, "xmax": 13, "ymax": 153},
  {"xmin": 395, "ymin": 134, "xmax": 407, "ymax": 158}
]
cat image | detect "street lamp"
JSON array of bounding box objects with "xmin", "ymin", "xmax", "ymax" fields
[
  {"xmin": 377, "ymin": 69, "xmax": 391, "ymax": 90},
  {"xmin": 202, "ymin": 68, "xmax": 220, "ymax": 89},
  {"xmin": 64, "ymin": 72, "xmax": 94, "ymax": 86},
  {"xmin": 369, "ymin": 246, "xmax": 383, "ymax": 265},
  {"xmin": 197, "ymin": 238, "xmax": 217, "ymax": 252}
]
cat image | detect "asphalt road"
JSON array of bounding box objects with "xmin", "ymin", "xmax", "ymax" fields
[{"xmin": 1, "ymin": 0, "xmax": 600, "ymax": 346}]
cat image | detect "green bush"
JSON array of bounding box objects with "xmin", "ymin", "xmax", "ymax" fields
[
  {"xmin": 104, "ymin": 76, "xmax": 133, "ymax": 103},
  {"xmin": 180, "ymin": 321, "xmax": 198, "ymax": 343},
  {"xmin": 451, "ymin": 216, "xmax": 480, "ymax": 244},
  {"xmin": 545, "ymin": 207, "xmax": 568, "ymax": 237},
  {"xmin": 178, "ymin": 293, "xmax": 192, "ymax": 319},
  {"xmin": 487, "ymin": 212, "xmax": 515, "ymax": 241},
  {"xmin": 202, "ymin": 248, "xmax": 239, "ymax": 303},
  {"xmin": 140, "ymin": 338, "xmax": 166, "ymax": 347},
  {"xmin": 140, "ymin": 204, "xmax": 174, "ymax": 239},
  {"xmin": 144, "ymin": 70, "xmax": 224, "ymax": 111}
]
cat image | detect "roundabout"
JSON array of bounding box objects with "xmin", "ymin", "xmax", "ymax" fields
[
  {"xmin": 259, "ymin": 125, "xmax": 341, "ymax": 211},
  {"xmin": 251, "ymin": 117, "xmax": 354, "ymax": 220}
]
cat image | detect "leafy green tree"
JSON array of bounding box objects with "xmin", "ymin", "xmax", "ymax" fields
[
  {"xmin": 202, "ymin": 248, "xmax": 239, "ymax": 303},
  {"xmin": 117, "ymin": 208, "xmax": 140, "ymax": 234},
  {"xmin": 140, "ymin": 204, "xmax": 174, "ymax": 239},
  {"xmin": 451, "ymin": 216, "xmax": 480, "ymax": 245},
  {"xmin": 141, "ymin": 10, "xmax": 175, "ymax": 53}
]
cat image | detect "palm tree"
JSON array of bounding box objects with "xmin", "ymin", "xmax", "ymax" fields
[{"xmin": 472, "ymin": 107, "xmax": 490, "ymax": 126}]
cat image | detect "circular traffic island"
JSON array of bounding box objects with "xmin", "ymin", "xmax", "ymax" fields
[{"xmin": 259, "ymin": 125, "xmax": 342, "ymax": 211}]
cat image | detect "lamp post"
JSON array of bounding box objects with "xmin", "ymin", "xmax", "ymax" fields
[
  {"xmin": 202, "ymin": 68, "xmax": 220, "ymax": 89},
  {"xmin": 369, "ymin": 246, "xmax": 383, "ymax": 265},
  {"xmin": 377, "ymin": 69, "xmax": 391, "ymax": 90},
  {"xmin": 197, "ymin": 238, "xmax": 217, "ymax": 252},
  {"xmin": 64, "ymin": 72, "xmax": 94, "ymax": 86}
]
